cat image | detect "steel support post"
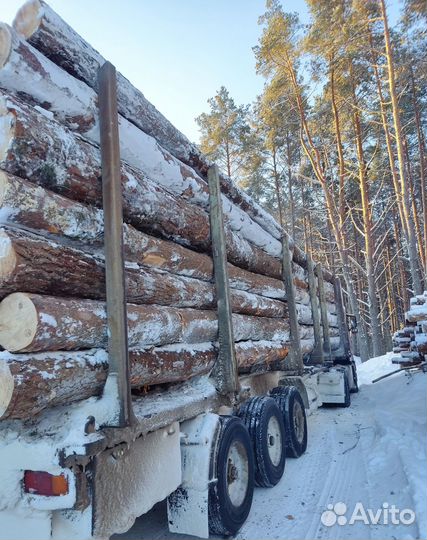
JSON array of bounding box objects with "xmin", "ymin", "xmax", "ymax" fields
[
  {"xmin": 98, "ymin": 62, "xmax": 134, "ymax": 427},
  {"xmin": 281, "ymin": 234, "xmax": 303, "ymax": 374},
  {"xmin": 207, "ymin": 165, "xmax": 239, "ymax": 397},
  {"xmin": 333, "ymin": 277, "xmax": 352, "ymax": 357},
  {"xmin": 316, "ymin": 264, "xmax": 332, "ymax": 361},
  {"xmin": 306, "ymin": 255, "xmax": 324, "ymax": 365}
]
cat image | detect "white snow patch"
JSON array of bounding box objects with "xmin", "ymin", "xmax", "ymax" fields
[
  {"xmin": 356, "ymin": 351, "xmax": 400, "ymax": 386},
  {"xmin": 39, "ymin": 313, "xmax": 57, "ymax": 328}
]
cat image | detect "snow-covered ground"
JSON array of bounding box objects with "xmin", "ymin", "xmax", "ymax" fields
[{"xmin": 116, "ymin": 354, "xmax": 426, "ymax": 540}]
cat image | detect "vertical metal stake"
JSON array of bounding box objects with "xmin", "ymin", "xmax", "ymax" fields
[
  {"xmin": 207, "ymin": 165, "xmax": 239, "ymax": 397},
  {"xmin": 306, "ymin": 255, "xmax": 324, "ymax": 365},
  {"xmin": 316, "ymin": 264, "xmax": 332, "ymax": 361},
  {"xmin": 281, "ymin": 234, "xmax": 303, "ymax": 374},
  {"xmin": 333, "ymin": 277, "xmax": 352, "ymax": 357},
  {"xmin": 98, "ymin": 61, "xmax": 134, "ymax": 427}
]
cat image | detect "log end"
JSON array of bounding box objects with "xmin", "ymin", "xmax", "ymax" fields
[
  {"xmin": 0, "ymin": 229, "xmax": 16, "ymax": 289},
  {"xmin": 0, "ymin": 23, "xmax": 12, "ymax": 69},
  {"xmin": 13, "ymin": 0, "xmax": 42, "ymax": 40},
  {"xmin": 0, "ymin": 356, "xmax": 14, "ymax": 418},
  {"xmin": 0, "ymin": 292, "xmax": 37, "ymax": 352}
]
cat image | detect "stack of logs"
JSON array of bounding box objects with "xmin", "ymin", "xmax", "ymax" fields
[
  {"xmin": 392, "ymin": 292, "xmax": 427, "ymax": 367},
  {"xmin": 0, "ymin": 0, "xmax": 340, "ymax": 421}
]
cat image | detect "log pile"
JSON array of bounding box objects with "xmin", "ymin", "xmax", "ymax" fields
[
  {"xmin": 392, "ymin": 292, "xmax": 427, "ymax": 367},
  {"xmin": 0, "ymin": 2, "xmax": 342, "ymax": 420}
]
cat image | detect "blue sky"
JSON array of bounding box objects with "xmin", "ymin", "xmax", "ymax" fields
[{"xmin": 2, "ymin": 0, "xmax": 400, "ymax": 144}]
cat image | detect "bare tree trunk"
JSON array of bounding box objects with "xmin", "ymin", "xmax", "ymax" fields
[
  {"xmin": 286, "ymin": 131, "xmax": 296, "ymax": 238},
  {"xmin": 351, "ymin": 67, "xmax": 384, "ymax": 356},
  {"xmin": 410, "ymin": 68, "xmax": 427, "ymax": 285},
  {"xmin": 283, "ymin": 52, "xmax": 369, "ymax": 360},
  {"xmin": 393, "ymin": 213, "xmax": 409, "ymax": 313},
  {"xmin": 380, "ymin": 0, "xmax": 422, "ymax": 294},
  {"xmin": 404, "ymin": 136, "xmax": 424, "ymax": 267}
]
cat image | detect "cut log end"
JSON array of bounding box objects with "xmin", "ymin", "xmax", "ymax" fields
[
  {"xmin": 0, "ymin": 292, "xmax": 37, "ymax": 351},
  {"xmin": 0, "ymin": 229, "xmax": 17, "ymax": 285},
  {"xmin": 0, "ymin": 357, "xmax": 14, "ymax": 418},
  {"xmin": 13, "ymin": 0, "xmax": 42, "ymax": 40},
  {"xmin": 0, "ymin": 23, "xmax": 12, "ymax": 69}
]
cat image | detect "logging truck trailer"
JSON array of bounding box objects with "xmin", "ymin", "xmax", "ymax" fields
[{"xmin": 0, "ymin": 2, "xmax": 356, "ymax": 538}]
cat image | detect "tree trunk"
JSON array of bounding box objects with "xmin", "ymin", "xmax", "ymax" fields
[
  {"xmin": 0, "ymin": 340, "xmax": 293, "ymax": 419},
  {"xmin": 410, "ymin": 68, "xmax": 427, "ymax": 285},
  {"xmin": 0, "ymin": 228, "xmax": 287, "ymax": 318},
  {"xmin": 283, "ymin": 51, "xmax": 369, "ymax": 360},
  {"xmin": 285, "ymin": 132, "xmax": 296, "ymax": 238},
  {"xmin": 351, "ymin": 67, "xmax": 384, "ymax": 356},
  {"xmin": 379, "ymin": 0, "xmax": 422, "ymax": 295},
  {"xmin": 0, "ymin": 292, "xmax": 292, "ymax": 353}
]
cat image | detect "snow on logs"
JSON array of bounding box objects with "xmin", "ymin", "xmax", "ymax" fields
[{"xmin": 0, "ymin": 341, "xmax": 291, "ymax": 419}]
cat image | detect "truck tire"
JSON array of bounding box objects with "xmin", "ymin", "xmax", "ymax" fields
[
  {"xmin": 208, "ymin": 416, "xmax": 254, "ymax": 536},
  {"xmin": 350, "ymin": 362, "xmax": 359, "ymax": 393},
  {"xmin": 342, "ymin": 375, "xmax": 351, "ymax": 407},
  {"xmin": 237, "ymin": 396, "xmax": 286, "ymax": 488},
  {"xmin": 270, "ymin": 386, "xmax": 308, "ymax": 458}
]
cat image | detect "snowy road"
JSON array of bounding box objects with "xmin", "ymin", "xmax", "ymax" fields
[{"xmin": 115, "ymin": 362, "xmax": 426, "ymax": 540}]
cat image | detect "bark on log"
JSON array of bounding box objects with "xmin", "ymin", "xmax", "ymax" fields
[
  {"xmin": 0, "ymin": 228, "xmax": 287, "ymax": 317},
  {"xmin": 0, "ymin": 168, "xmax": 292, "ymax": 301},
  {"xmin": 0, "ymin": 293, "xmax": 291, "ymax": 352},
  {"xmin": 0, "ymin": 170, "xmax": 104, "ymax": 240},
  {"xmin": 0, "ymin": 340, "xmax": 291, "ymax": 419},
  {"xmin": 0, "ymin": 92, "xmax": 283, "ymax": 280}
]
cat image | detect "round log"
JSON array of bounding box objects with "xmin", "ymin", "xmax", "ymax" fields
[
  {"xmin": 0, "ymin": 340, "xmax": 290, "ymax": 419},
  {"xmin": 0, "ymin": 293, "xmax": 291, "ymax": 352},
  {"xmin": 0, "ymin": 228, "xmax": 287, "ymax": 317}
]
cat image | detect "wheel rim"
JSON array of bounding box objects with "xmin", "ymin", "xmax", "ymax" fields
[
  {"xmin": 267, "ymin": 415, "xmax": 283, "ymax": 466},
  {"xmin": 293, "ymin": 401, "xmax": 305, "ymax": 444},
  {"xmin": 226, "ymin": 440, "xmax": 249, "ymax": 507}
]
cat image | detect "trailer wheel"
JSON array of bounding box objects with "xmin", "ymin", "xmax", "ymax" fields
[
  {"xmin": 342, "ymin": 375, "xmax": 351, "ymax": 407},
  {"xmin": 270, "ymin": 386, "xmax": 308, "ymax": 458},
  {"xmin": 350, "ymin": 362, "xmax": 359, "ymax": 393},
  {"xmin": 238, "ymin": 396, "xmax": 286, "ymax": 487},
  {"xmin": 208, "ymin": 416, "xmax": 254, "ymax": 536}
]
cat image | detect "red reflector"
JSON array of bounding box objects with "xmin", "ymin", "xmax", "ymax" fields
[{"xmin": 24, "ymin": 471, "xmax": 68, "ymax": 496}]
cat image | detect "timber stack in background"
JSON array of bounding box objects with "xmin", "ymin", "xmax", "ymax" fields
[
  {"xmin": 392, "ymin": 291, "xmax": 427, "ymax": 367},
  {"xmin": 0, "ymin": 0, "xmax": 342, "ymax": 422}
]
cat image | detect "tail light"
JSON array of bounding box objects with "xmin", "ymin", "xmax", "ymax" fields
[{"xmin": 24, "ymin": 471, "xmax": 69, "ymax": 496}]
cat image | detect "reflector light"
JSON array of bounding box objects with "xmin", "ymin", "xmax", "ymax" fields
[{"xmin": 24, "ymin": 470, "xmax": 69, "ymax": 496}]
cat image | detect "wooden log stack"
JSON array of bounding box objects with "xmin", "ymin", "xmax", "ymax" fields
[
  {"xmin": 0, "ymin": 2, "xmax": 342, "ymax": 420},
  {"xmin": 392, "ymin": 292, "xmax": 427, "ymax": 366}
]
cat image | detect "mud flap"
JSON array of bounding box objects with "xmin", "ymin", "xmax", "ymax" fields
[
  {"xmin": 167, "ymin": 413, "xmax": 220, "ymax": 538},
  {"xmin": 92, "ymin": 422, "xmax": 181, "ymax": 538}
]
